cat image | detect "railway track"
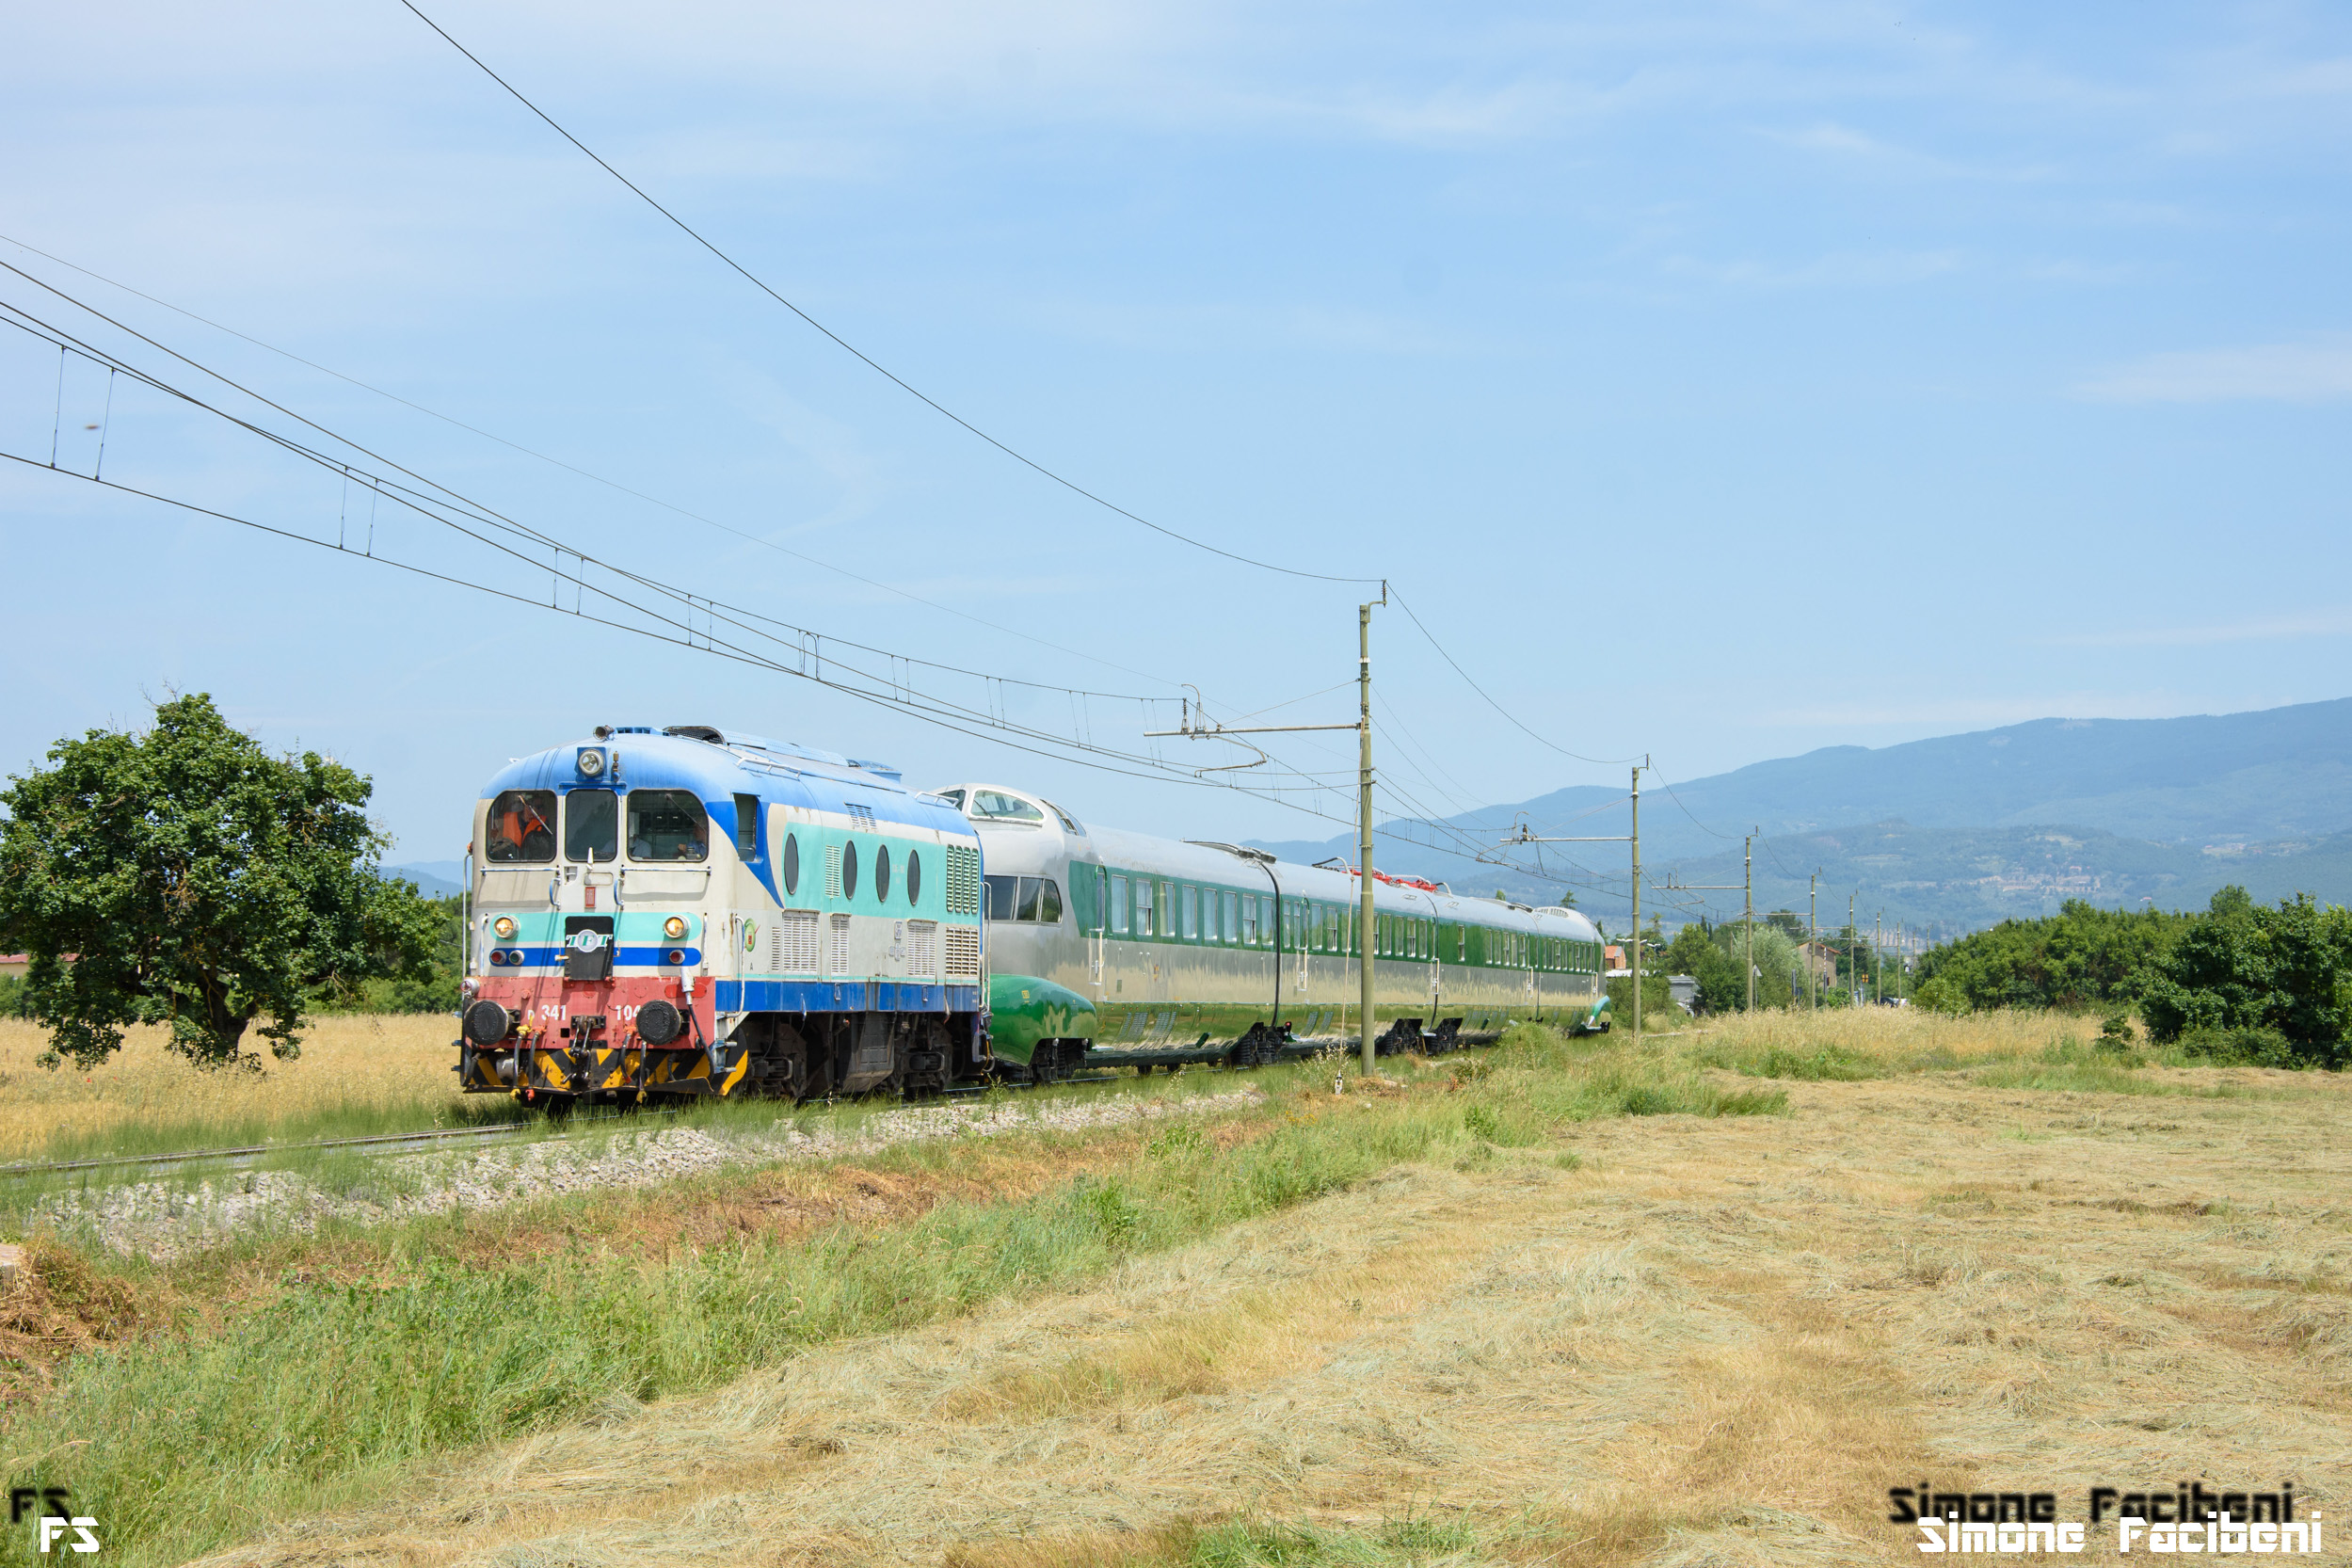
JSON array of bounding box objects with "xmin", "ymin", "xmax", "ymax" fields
[{"xmin": 0, "ymin": 1067, "xmax": 1155, "ymax": 1182}]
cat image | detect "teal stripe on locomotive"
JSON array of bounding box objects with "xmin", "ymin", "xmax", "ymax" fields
[{"xmin": 932, "ymin": 782, "xmax": 1608, "ymax": 1051}]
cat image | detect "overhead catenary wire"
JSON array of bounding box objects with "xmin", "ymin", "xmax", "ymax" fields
[
  {"xmin": 1, "ymin": 299, "xmax": 1577, "ymax": 879},
  {"xmin": 395, "ymin": 0, "xmax": 1377, "ymax": 589},
  {"xmin": 0, "ymin": 234, "xmax": 1190, "ymax": 695}
]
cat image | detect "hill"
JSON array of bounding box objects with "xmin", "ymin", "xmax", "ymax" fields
[{"xmin": 1248, "ymin": 697, "xmax": 2352, "ymax": 932}]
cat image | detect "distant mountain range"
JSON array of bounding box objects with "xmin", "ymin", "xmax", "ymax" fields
[
  {"xmin": 1247, "ymin": 697, "xmax": 2352, "ymax": 935},
  {"xmin": 387, "ymin": 860, "xmax": 465, "ymax": 898}
]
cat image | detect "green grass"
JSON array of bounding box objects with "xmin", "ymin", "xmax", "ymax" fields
[
  {"xmin": 1185, "ymin": 1514, "xmax": 1480, "ymax": 1566},
  {"xmin": 1965, "ymin": 1039, "xmax": 2266, "ymax": 1097},
  {"xmin": 0, "ymin": 1029, "xmax": 1781, "ymax": 1568}
]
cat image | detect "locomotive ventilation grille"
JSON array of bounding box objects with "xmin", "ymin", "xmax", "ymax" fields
[
  {"xmin": 847, "ymin": 803, "xmax": 877, "ymax": 832},
  {"xmin": 905, "ymin": 919, "xmax": 938, "ymax": 979},
  {"xmin": 828, "ymin": 913, "xmax": 853, "ymax": 975},
  {"xmin": 944, "ymin": 844, "xmax": 982, "ymax": 916},
  {"xmin": 824, "ymin": 844, "xmax": 844, "ymax": 900},
  {"xmin": 943, "ymin": 923, "xmax": 981, "ymax": 980},
  {"xmin": 777, "ymin": 910, "xmax": 820, "ymax": 973}
]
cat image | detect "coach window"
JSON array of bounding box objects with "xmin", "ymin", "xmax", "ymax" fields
[
  {"xmin": 1039, "ymin": 879, "xmax": 1064, "ymax": 923},
  {"xmin": 487, "ymin": 790, "xmax": 557, "ymax": 862},
  {"xmin": 984, "ymin": 874, "xmax": 1017, "ymax": 921},
  {"xmin": 566, "ymin": 789, "xmax": 618, "ymax": 862},
  {"xmin": 1219, "ymin": 890, "xmax": 1236, "ymax": 943},
  {"xmin": 1110, "ymin": 874, "xmax": 1129, "ymax": 934},
  {"xmin": 1134, "ymin": 878, "xmax": 1156, "ymax": 936},
  {"xmin": 1183, "ymin": 886, "xmax": 1198, "ymax": 940}
]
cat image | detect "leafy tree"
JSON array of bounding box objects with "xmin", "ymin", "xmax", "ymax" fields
[
  {"xmin": 2138, "ymin": 889, "xmax": 2352, "ymax": 1065},
  {"xmin": 1912, "ymin": 899, "xmax": 2194, "ymax": 1012},
  {"xmin": 0, "ymin": 693, "xmax": 438, "ymax": 1069}
]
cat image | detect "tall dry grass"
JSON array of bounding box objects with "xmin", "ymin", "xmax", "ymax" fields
[
  {"xmin": 0, "ymin": 1015, "xmax": 498, "ymax": 1165},
  {"xmin": 1686, "ymin": 1005, "xmax": 2099, "ymax": 1075}
]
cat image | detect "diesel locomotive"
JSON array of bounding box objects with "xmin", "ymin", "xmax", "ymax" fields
[{"xmin": 456, "ymin": 725, "xmax": 989, "ymax": 1103}]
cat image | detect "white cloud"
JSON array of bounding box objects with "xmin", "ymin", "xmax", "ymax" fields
[{"xmin": 2077, "ymin": 334, "xmax": 2352, "ymax": 403}]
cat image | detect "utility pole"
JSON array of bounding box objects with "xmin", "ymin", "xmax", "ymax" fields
[
  {"xmin": 1873, "ymin": 911, "xmax": 1883, "ymax": 1004},
  {"xmin": 1808, "ymin": 871, "xmax": 1819, "ymax": 1012},
  {"xmin": 1630, "ymin": 764, "xmax": 1643, "ymax": 1038},
  {"xmin": 1743, "ymin": 830, "xmax": 1755, "ymax": 1013},
  {"xmin": 1848, "ymin": 890, "xmax": 1857, "ymax": 1006},
  {"xmin": 1494, "ymin": 787, "xmax": 1637, "ymax": 1027},
  {"xmin": 1358, "ymin": 600, "xmax": 1377, "ymax": 1075},
  {"xmin": 1145, "ymin": 592, "xmax": 1384, "ymax": 1075}
]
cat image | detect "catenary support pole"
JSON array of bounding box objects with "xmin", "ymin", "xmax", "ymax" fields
[
  {"xmin": 1808, "ymin": 871, "xmax": 1819, "ymax": 1011},
  {"xmin": 1629, "ymin": 762, "xmax": 1643, "ymax": 1039},
  {"xmin": 1359, "ymin": 600, "xmax": 1377, "ymax": 1078},
  {"xmin": 1744, "ymin": 831, "xmax": 1755, "ymax": 1013}
]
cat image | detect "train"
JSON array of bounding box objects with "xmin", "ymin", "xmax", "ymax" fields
[{"xmin": 454, "ymin": 725, "xmax": 1610, "ymax": 1105}]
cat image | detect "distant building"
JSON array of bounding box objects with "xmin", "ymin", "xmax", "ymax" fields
[
  {"xmin": 1667, "ymin": 974, "xmax": 1700, "ymax": 1016},
  {"xmin": 0, "ymin": 954, "xmax": 26, "ymax": 982}
]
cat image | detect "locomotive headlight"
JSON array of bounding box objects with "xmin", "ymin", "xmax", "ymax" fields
[
  {"xmin": 577, "ymin": 746, "xmax": 606, "ymax": 778},
  {"xmin": 664, "ymin": 916, "xmax": 689, "ymax": 940},
  {"xmin": 492, "ymin": 916, "xmax": 517, "ymax": 939}
]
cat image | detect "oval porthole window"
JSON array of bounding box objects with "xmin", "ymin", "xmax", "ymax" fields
[
  {"xmin": 906, "ymin": 849, "xmax": 921, "ymax": 904},
  {"xmin": 841, "ymin": 840, "xmax": 860, "ymax": 900},
  {"xmin": 782, "ymin": 833, "xmax": 800, "ymax": 895},
  {"xmin": 875, "ymin": 844, "xmax": 892, "ymax": 902}
]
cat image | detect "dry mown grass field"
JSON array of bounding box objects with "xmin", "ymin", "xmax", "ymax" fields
[
  {"xmin": 168, "ymin": 1011, "xmax": 2349, "ymax": 1567},
  {"xmin": 0, "ymin": 1015, "xmax": 479, "ymax": 1162}
]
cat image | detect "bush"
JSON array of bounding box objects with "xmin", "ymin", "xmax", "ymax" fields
[
  {"xmin": 2176, "ymin": 1026, "xmax": 2298, "ymax": 1069},
  {"xmin": 1912, "ymin": 976, "xmax": 1966, "ymax": 1016},
  {"xmin": 2138, "ymin": 889, "xmax": 2352, "ymax": 1067}
]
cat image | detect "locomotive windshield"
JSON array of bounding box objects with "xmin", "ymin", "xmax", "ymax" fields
[
  {"xmin": 969, "ymin": 791, "xmax": 1044, "ymax": 823},
  {"xmin": 566, "ymin": 789, "xmax": 617, "ymax": 862},
  {"xmin": 627, "ymin": 790, "xmax": 709, "ymax": 861},
  {"xmin": 486, "ymin": 790, "xmax": 556, "ymax": 862}
]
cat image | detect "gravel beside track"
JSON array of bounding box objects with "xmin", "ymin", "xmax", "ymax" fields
[{"xmin": 33, "ymin": 1087, "xmax": 1264, "ymax": 1262}]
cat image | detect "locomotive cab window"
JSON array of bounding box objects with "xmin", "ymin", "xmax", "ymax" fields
[
  {"xmin": 732, "ymin": 793, "xmax": 760, "ymax": 857},
  {"xmin": 984, "ymin": 874, "xmax": 1017, "ymax": 921},
  {"xmin": 566, "ymin": 789, "xmax": 617, "ymax": 863},
  {"xmin": 627, "ymin": 791, "xmax": 708, "ymax": 861},
  {"xmin": 1038, "ymin": 878, "xmax": 1063, "ymax": 923},
  {"xmin": 968, "ymin": 791, "xmax": 1044, "ymax": 823},
  {"xmin": 487, "ymin": 790, "xmax": 557, "ymax": 863}
]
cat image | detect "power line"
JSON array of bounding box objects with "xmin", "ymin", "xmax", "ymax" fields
[
  {"xmin": 1386, "ymin": 585, "xmax": 1643, "ymax": 768},
  {"xmin": 0, "ymin": 238, "xmax": 1186, "ymax": 693},
  {"xmin": 0, "ymin": 296, "xmax": 1439, "ymax": 850},
  {"xmin": 396, "ymin": 0, "xmax": 1377, "ymax": 589}
]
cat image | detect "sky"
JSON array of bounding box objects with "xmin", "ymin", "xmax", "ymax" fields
[{"xmin": 3, "ymin": 0, "xmax": 2349, "ymax": 870}]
